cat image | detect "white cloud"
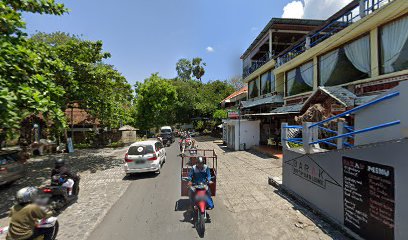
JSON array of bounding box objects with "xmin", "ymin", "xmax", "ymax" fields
[
  {"xmin": 282, "ymin": 1, "xmax": 304, "ymax": 19},
  {"xmin": 206, "ymin": 46, "xmax": 214, "ymax": 53},
  {"xmin": 282, "ymin": 0, "xmax": 353, "ymax": 20}
]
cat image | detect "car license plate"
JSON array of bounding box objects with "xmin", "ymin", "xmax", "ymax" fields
[{"xmin": 135, "ymin": 160, "xmax": 145, "ymax": 164}]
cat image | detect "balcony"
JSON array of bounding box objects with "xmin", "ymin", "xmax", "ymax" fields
[
  {"xmin": 276, "ymin": 0, "xmax": 393, "ymax": 67},
  {"xmin": 243, "ymin": 51, "xmax": 274, "ymax": 79}
]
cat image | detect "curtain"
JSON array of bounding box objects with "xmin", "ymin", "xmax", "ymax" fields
[
  {"xmin": 300, "ymin": 61, "xmax": 314, "ymax": 87},
  {"xmin": 286, "ymin": 69, "xmax": 296, "ymax": 95},
  {"xmin": 248, "ymin": 81, "xmax": 254, "ymax": 98},
  {"xmin": 381, "ymin": 16, "xmax": 408, "ymax": 73},
  {"xmin": 319, "ymin": 49, "xmax": 339, "ymax": 86},
  {"xmin": 344, "ymin": 35, "xmax": 371, "ymax": 76},
  {"xmin": 271, "ymin": 73, "xmax": 276, "ymax": 92},
  {"xmin": 261, "ymin": 72, "xmax": 269, "ymax": 94}
]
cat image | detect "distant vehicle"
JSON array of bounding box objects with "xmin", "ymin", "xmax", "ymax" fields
[
  {"xmin": 160, "ymin": 126, "xmax": 172, "ymax": 133},
  {"xmin": 160, "ymin": 128, "xmax": 175, "ymax": 145},
  {"xmin": 124, "ymin": 140, "xmax": 166, "ymax": 175},
  {"xmin": 0, "ymin": 150, "xmax": 25, "ymax": 186}
]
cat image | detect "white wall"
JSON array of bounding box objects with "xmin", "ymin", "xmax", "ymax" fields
[
  {"xmin": 355, "ymin": 81, "xmax": 408, "ymax": 146},
  {"xmin": 224, "ymin": 119, "xmax": 260, "ymax": 151}
]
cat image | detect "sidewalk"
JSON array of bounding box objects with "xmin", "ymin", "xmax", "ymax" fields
[
  {"xmin": 0, "ymin": 147, "xmax": 131, "ymax": 240},
  {"xmin": 198, "ymin": 139, "xmax": 348, "ymax": 240}
]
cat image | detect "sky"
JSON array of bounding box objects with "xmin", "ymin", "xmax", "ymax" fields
[{"xmin": 23, "ymin": 0, "xmax": 352, "ymax": 86}]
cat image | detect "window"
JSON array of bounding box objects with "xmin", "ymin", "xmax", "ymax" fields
[
  {"xmin": 260, "ymin": 71, "xmax": 271, "ymax": 95},
  {"xmin": 248, "ymin": 78, "xmax": 259, "ymax": 98},
  {"xmin": 286, "ymin": 61, "xmax": 313, "ymax": 96},
  {"xmin": 128, "ymin": 145, "xmax": 154, "ymax": 155},
  {"xmin": 319, "ymin": 35, "xmax": 371, "ymax": 86},
  {"xmin": 380, "ymin": 15, "xmax": 408, "ymax": 74}
]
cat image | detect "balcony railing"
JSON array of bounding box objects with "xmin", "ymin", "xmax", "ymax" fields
[
  {"xmin": 275, "ymin": 0, "xmax": 393, "ymax": 67},
  {"xmin": 242, "ymin": 51, "xmax": 274, "ymax": 79}
]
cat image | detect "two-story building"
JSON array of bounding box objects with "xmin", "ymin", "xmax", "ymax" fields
[{"xmin": 240, "ymin": 0, "xmax": 408, "ymax": 150}]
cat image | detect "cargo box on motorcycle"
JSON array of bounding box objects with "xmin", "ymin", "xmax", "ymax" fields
[{"xmin": 180, "ymin": 149, "xmax": 217, "ymax": 197}]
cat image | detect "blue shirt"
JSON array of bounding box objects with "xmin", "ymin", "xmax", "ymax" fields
[{"xmin": 188, "ymin": 165, "xmax": 211, "ymax": 184}]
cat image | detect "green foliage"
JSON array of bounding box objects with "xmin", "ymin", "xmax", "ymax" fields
[
  {"xmin": 176, "ymin": 58, "xmax": 192, "ymax": 80},
  {"xmin": 134, "ymin": 73, "xmax": 178, "ymax": 129},
  {"xmin": 192, "ymin": 57, "xmax": 206, "ymax": 81},
  {"xmin": 213, "ymin": 109, "xmax": 227, "ymax": 120},
  {"xmin": 0, "ymin": 1, "xmax": 69, "ymax": 141}
]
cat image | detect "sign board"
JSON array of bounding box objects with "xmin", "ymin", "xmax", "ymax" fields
[
  {"xmin": 67, "ymin": 138, "xmax": 74, "ymax": 153},
  {"xmin": 343, "ymin": 157, "xmax": 394, "ymax": 240},
  {"xmin": 228, "ymin": 111, "xmax": 239, "ymax": 119},
  {"xmin": 331, "ymin": 104, "xmax": 346, "ymax": 112}
]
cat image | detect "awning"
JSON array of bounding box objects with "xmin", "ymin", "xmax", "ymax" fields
[
  {"xmin": 270, "ymin": 104, "xmax": 303, "ymax": 114},
  {"xmin": 241, "ymin": 95, "xmax": 284, "ymax": 109}
]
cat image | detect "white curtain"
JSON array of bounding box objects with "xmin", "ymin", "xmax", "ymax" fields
[
  {"xmin": 381, "ymin": 16, "xmax": 408, "ymax": 73},
  {"xmin": 286, "ymin": 69, "xmax": 296, "ymax": 95},
  {"xmin": 248, "ymin": 81, "xmax": 254, "ymax": 98},
  {"xmin": 319, "ymin": 49, "xmax": 339, "ymax": 86},
  {"xmin": 261, "ymin": 72, "xmax": 269, "ymax": 93},
  {"xmin": 344, "ymin": 35, "xmax": 371, "ymax": 76},
  {"xmin": 300, "ymin": 61, "xmax": 314, "ymax": 87}
]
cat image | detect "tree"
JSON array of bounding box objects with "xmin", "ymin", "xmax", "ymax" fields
[
  {"xmin": 192, "ymin": 57, "xmax": 206, "ymax": 81},
  {"xmin": 176, "ymin": 58, "xmax": 192, "ymax": 80},
  {"xmin": 134, "ymin": 74, "xmax": 178, "ymax": 129},
  {"xmin": 213, "ymin": 109, "xmax": 227, "ymax": 120},
  {"xmin": 228, "ymin": 75, "xmax": 245, "ymax": 90},
  {"xmin": 0, "ymin": 0, "xmax": 69, "ymax": 145},
  {"xmin": 30, "ymin": 32, "xmax": 133, "ymax": 129}
]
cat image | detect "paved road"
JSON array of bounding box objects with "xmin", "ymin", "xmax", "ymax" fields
[{"xmin": 88, "ymin": 142, "xmax": 240, "ymax": 240}]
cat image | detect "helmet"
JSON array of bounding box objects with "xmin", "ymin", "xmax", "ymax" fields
[
  {"xmin": 197, "ymin": 156, "xmax": 205, "ymax": 165},
  {"xmin": 55, "ymin": 158, "xmax": 65, "ymax": 168},
  {"xmin": 16, "ymin": 187, "xmax": 39, "ymax": 204}
]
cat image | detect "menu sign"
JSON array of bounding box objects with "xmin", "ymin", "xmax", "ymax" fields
[{"xmin": 343, "ymin": 157, "xmax": 394, "ymax": 240}]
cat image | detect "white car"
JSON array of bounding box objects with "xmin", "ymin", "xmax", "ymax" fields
[{"xmin": 124, "ymin": 140, "xmax": 166, "ymax": 175}]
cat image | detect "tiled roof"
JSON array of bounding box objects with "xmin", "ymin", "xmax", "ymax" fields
[
  {"xmin": 270, "ymin": 104, "xmax": 303, "ymax": 114},
  {"xmin": 119, "ymin": 125, "xmax": 137, "ymax": 131},
  {"xmin": 319, "ymin": 86, "xmax": 357, "ymax": 107},
  {"xmin": 241, "ymin": 95, "xmax": 284, "ymax": 109},
  {"xmin": 221, "ymin": 86, "xmax": 248, "ymax": 103},
  {"xmin": 355, "ymin": 95, "xmax": 379, "ymax": 106}
]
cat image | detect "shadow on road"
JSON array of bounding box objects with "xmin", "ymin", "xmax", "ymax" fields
[
  {"xmin": 0, "ymin": 148, "xmax": 125, "ymax": 219},
  {"xmin": 122, "ymin": 172, "xmax": 158, "ymax": 181}
]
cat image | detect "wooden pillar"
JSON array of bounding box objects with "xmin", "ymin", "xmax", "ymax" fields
[
  {"xmin": 370, "ymin": 28, "xmax": 380, "ymax": 77},
  {"xmin": 313, "ymin": 56, "xmax": 319, "ymax": 90}
]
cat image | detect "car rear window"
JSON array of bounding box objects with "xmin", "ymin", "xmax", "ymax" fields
[
  {"xmin": 0, "ymin": 152, "xmax": 18, "ymax": 165},
  {"xmin": 161, "ymin": 129, "xmax": 171, "ymax": 133},
  {"xmin": 128, "ymin": 145, "xmax": 154, "ymax": 155}
]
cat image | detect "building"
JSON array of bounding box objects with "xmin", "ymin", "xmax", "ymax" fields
[
  {"xmin": 220, "ymin": 86, "xmax": 261, "ymax": 150},
  {"xmin": 240, "ymin": 0, "xmax": 408, "ymax": 149}
]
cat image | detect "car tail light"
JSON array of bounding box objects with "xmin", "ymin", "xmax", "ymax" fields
[
  {"xmin": 43, "ymin": 188, "xmax": 52, "ymax": 193},
  {"xmin": 124, "ymin": 153, "xmax": 132, "ymax": 163},
  {"xmin": 0, "ymin": 167, "xmax": 7, "ymax": 172},
  {"xmin": 148, "ymin": 153, "xmax": 157, "ymax": 161}
]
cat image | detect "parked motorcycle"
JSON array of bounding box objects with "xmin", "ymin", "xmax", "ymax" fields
[
  {"xmin": 40, "ymin": 174, "xmax": 80, "ymax": 211},
  {"xmin": 0, "ymin": 216, "xmax": 59, "ymax": 240}
]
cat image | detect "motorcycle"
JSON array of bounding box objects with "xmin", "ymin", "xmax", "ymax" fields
[
  {"xmin": 40, "ymin": 174, "xmax": 80, "ymax": 211},
  {"xmin": 0, "ymin": 216, "xmax": 59, "ymax": 240},
  {"xmin": 183, "ymin": 178, "xmax": 211, "ymax": 236}
]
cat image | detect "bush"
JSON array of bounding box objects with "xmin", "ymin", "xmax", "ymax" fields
[
  {"xmin": 74, "ymin": 143, "xmax": 92, "ymax": 149},
  {"xmin": 107, "ymin": 141, "xmax": 125, "ymax": 148}
]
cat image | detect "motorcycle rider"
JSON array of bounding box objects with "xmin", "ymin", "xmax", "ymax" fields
[
  {"xmin": 6, "ymin": 187, "xmax": 54, "ymax": 240},
  {"xmin": 187, "ymin": 156, "xmax": 214, "ymax": 210},
  {"xmin": 51, "ymin": 159, "xmax": 79, "ymax": 196}
]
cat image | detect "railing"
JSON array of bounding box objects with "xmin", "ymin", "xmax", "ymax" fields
[
  {"xmin": 275, "ymin": 0, "xmax": 393, "ymax": 67},
  {"xmin": 281, "ymin": 91, "xmax": 400, "ymax": 152},
  {"xmin": 242, "ymin": 51, "xmax": 274, "ymax": 79}
]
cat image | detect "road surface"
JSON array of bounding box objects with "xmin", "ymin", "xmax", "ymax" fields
[{"xmin": 88, "ymin": 142, "xmax": 240, "ymax": 240}]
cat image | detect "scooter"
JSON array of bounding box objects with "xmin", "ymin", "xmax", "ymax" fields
[
  {"xmin": 182, "ymin": 177, "xmax": 210, "ymax": 237},
  {"xmin": 40, "ymin": 175, "xmax": 80, "ymax": 211},
  {"xmin": 0, "ymin": 217, "xmax": 59, "ymax": 240}
]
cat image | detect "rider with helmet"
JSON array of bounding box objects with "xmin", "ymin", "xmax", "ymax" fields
[
  {"xmin": 6, "ymin": 187, "xmax": 54, "ymax": 240},
  {"xmin": 187, "ymin": 156, "xmax": 214, "ymax": 209},
  {"xmin": 51, "ymin": 159, "xmax": 79, "ymax": 196}
]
